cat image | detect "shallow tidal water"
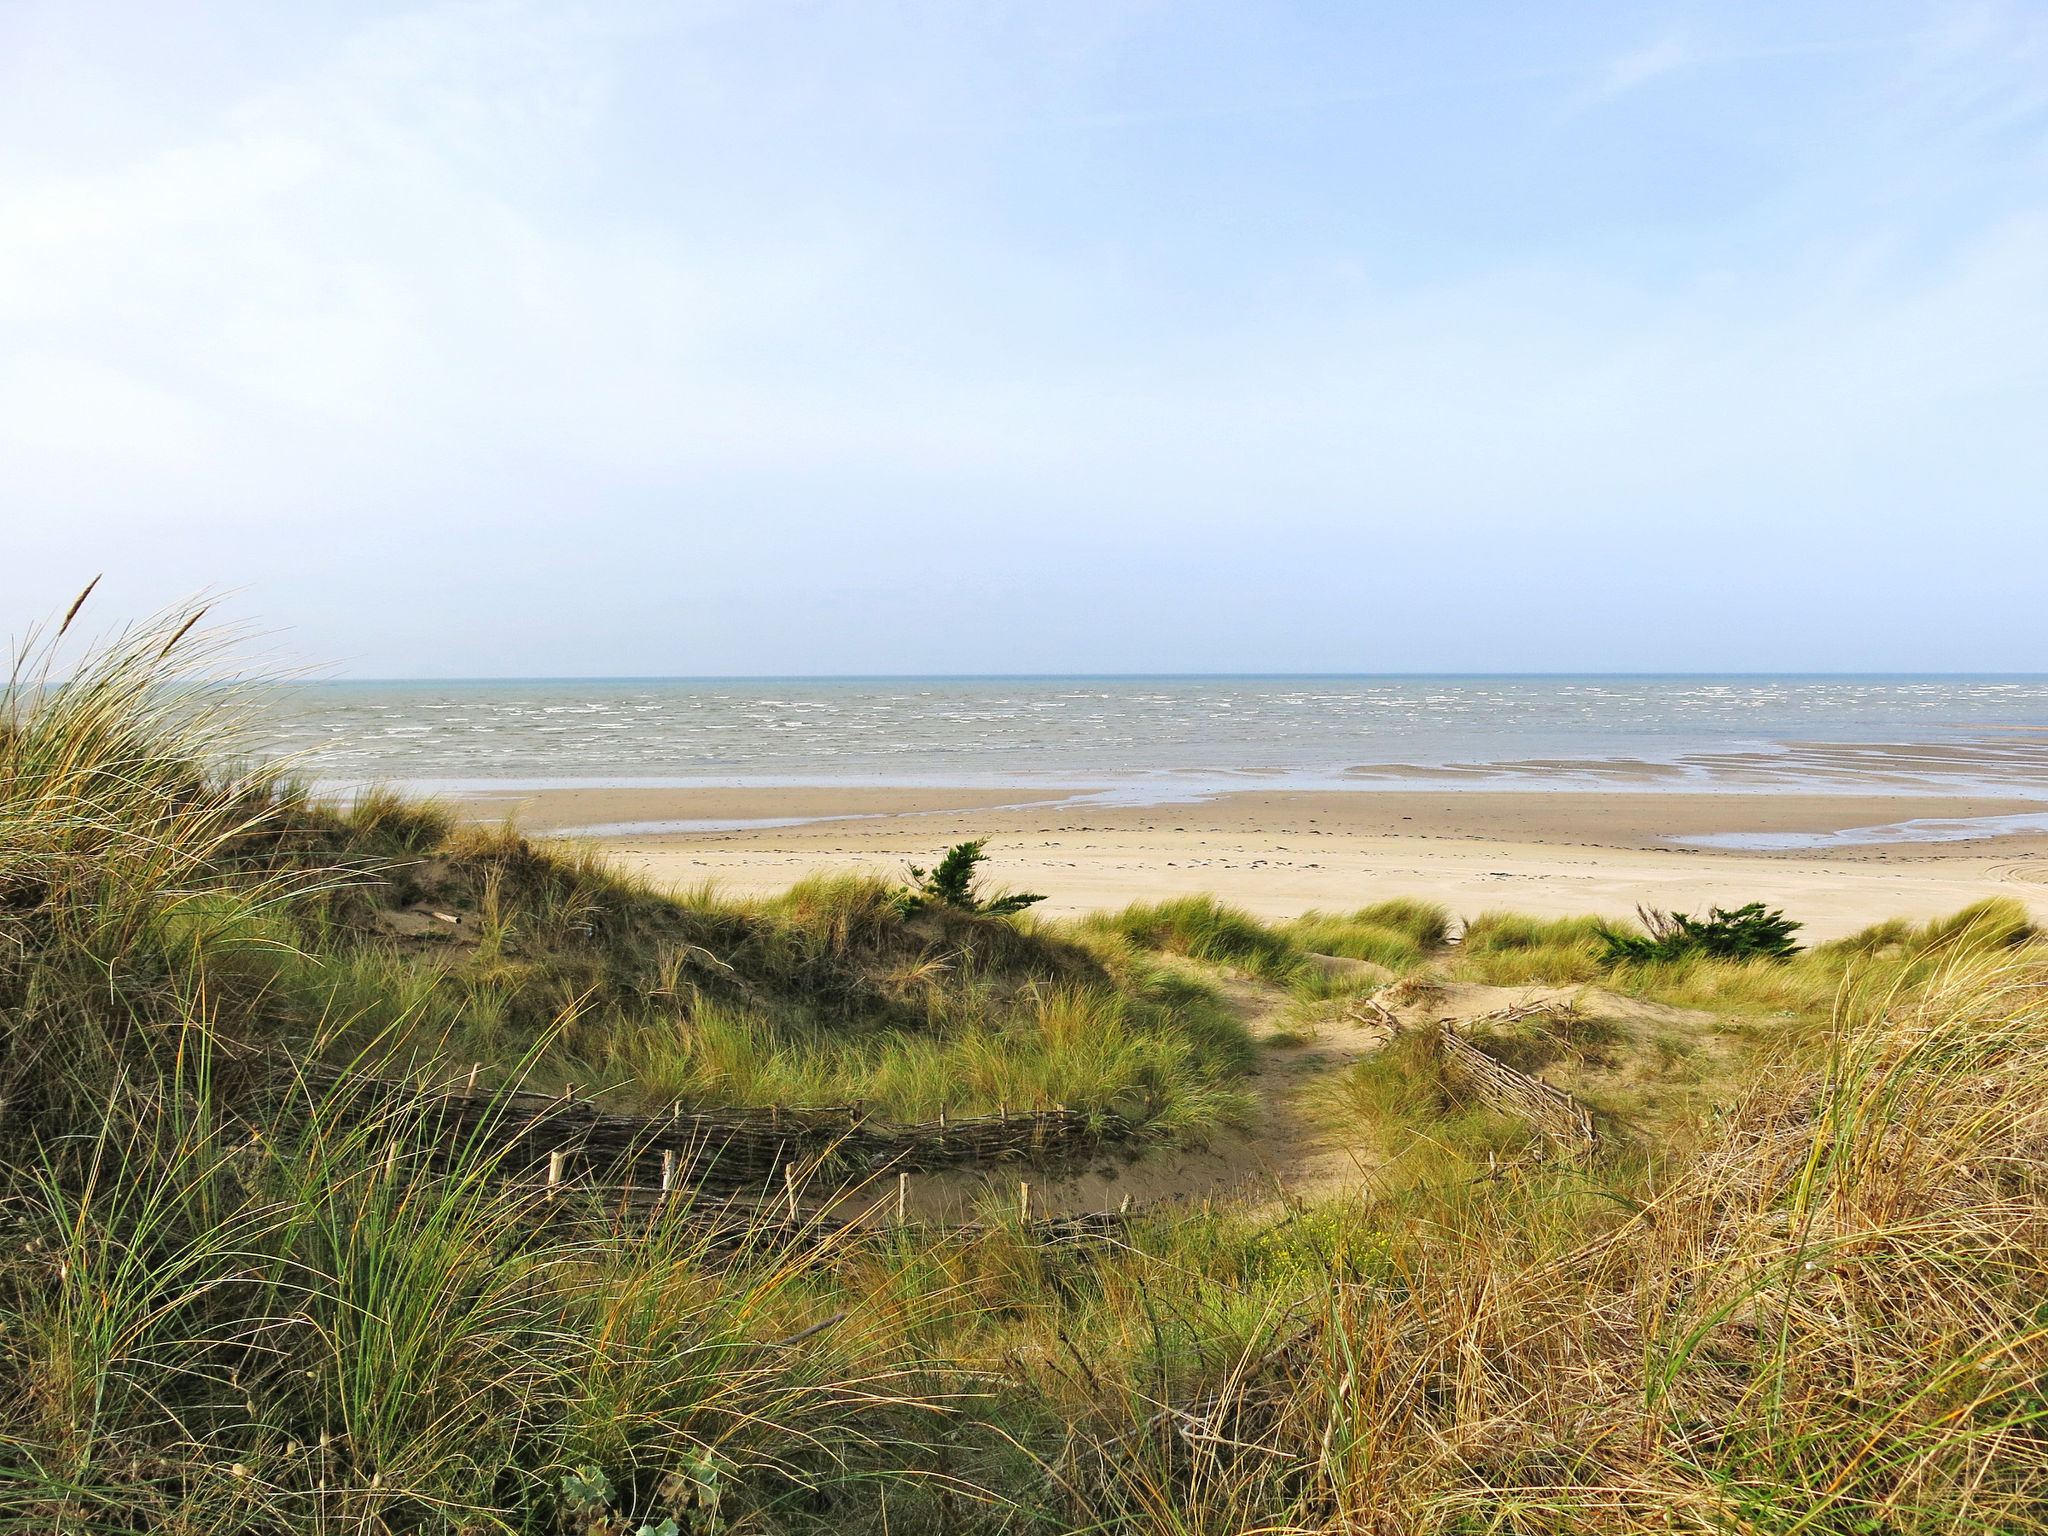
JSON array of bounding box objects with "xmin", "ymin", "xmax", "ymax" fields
[{"xmin": 260, "ymin": 677, "xmax": 2048, "ymax": 838}]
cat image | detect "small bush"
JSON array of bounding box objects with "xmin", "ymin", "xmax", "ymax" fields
[
  {"xmin": 894, "ymin": 839, "xmax": 1044, "ymax": 916},
  {"xmin": 1599, "ymin": 902, "xmax": 1802, "ymax": 965}
]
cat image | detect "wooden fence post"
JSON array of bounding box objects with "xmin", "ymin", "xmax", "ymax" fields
[
  {"xmin": 547, "ymin": 1150, "xmax": 565, "ymax": 1193},
  {"xmin": 897, "ymin": 1171, "xmax": 909, "ymax": 1226},
  {"xmin": 1019, "ymin": 1181, "xmax": 1031, "ymax": 1226},
  {"xmin": 661, "ymin": 1149, "xmax": 677, "ymax": 1194}
]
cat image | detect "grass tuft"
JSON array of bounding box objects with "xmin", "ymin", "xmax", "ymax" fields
[{"xmin": 1083, "ymin": 894, "xmax": 1303, "ymax": 980}]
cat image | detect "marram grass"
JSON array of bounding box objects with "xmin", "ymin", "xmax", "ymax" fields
[{"xmin": 3, "ymin": 597, "xmax": 2047, "ymax": 1533}]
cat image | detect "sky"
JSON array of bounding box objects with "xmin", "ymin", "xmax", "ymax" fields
[{"xmin": 3, "ymin": 1, "xmax": 2046, "ymax": 677}]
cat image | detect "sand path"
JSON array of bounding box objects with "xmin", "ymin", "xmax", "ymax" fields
[
  {"xmin": 887, "ymin": 971, "xmax": 1399, "ymax": 1223},
  {"xmin": 883, "ymin": 972, "xmax": 1739, "ymax": 1222}
]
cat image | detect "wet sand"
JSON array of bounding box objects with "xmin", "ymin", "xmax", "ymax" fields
[{"xmin": 446, "ymin": 785, "xmax": 2048, "ymax": 941}]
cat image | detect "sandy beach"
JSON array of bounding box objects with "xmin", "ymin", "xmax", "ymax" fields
[{"xmin": 452, "ymin": 784, "xmax": 2048, "ymax": 940}]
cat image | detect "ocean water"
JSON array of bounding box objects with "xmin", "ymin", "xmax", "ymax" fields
[{"xmin": 259, "ymin": 676, "xmax": 2048, "ymax": 804}]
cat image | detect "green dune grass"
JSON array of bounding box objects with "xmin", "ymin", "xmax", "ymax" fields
[{"xmin": 5, "ymin": 598, "xmax": 2046, "ymax": 1534}]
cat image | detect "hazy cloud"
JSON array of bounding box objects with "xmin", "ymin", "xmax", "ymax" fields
[{"xmin": 2, "ymin": 1, "xmax": 2046, "ymax": 673}]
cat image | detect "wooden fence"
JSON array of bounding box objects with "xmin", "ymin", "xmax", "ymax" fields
[
  {"xmin": 1434, "ymin": 1023, "xmax": 1600, "ymax": 1155},
  {"xmin": 488, "ymin": 1178, "xmax": 1135, "ymax": 1253},
  {"xmin": 302, "ymin": 1068, "xmax": 1146, "ymax": 1196}
]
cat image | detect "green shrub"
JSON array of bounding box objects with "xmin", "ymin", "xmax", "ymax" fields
[
  {"xmin": 892, "ymin": 838, "xmax": 1044, "ymax": 917},
  {"xmin": 1598, "ymin": 902, "xmax": 1802, "ymax": 965}
]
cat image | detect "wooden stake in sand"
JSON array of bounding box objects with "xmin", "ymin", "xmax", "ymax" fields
[
  {"xmin": 1019, "ymin": 1181, "xmax": 1032, "ymax": 1225},
  {"xmin": 896, "ymin": 1170, "xmax": 909, "ymax": 1226},
  {"xmin": 547, "ymin": 1150, "xmax": 565, "ymax": 1192},
  {"xmin": 660, "ymin": 1149, "xmax": 677, "ymax": 1194},
  {"xmin": 784, "ymin": 1163, "xmax": 799, "ymax": 1222}
]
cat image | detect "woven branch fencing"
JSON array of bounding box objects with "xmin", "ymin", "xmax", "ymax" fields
[
  {"xmin": 301, "ymin": 1068, "xmax": 1149, "ymax": 1196},
  {"xmin": 464, "ymin": 1176, "xmax": 1136, "ymax": 1253},
  {"xmin": 1434, "ymin": 1023, "xmax": 1600, "ymax": 1155}
]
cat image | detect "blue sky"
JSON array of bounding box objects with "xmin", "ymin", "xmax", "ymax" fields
[{"xmin": 3, "ymin": 1, "xmax": 2046, "ymax": 676}]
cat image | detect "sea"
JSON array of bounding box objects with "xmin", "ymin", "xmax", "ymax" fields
[{"xmin": 254, "ymin": 676, "xmax": 2048, "ymax": 850}]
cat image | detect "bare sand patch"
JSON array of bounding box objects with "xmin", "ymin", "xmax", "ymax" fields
[{"xmin": 453, "ymin": 786, "xmax": 2048, "ymax": 942}]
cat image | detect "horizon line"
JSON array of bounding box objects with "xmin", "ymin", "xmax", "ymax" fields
[{"xmin": 302, "ymin": 670, "xmax": 2048, "ymax": 685}]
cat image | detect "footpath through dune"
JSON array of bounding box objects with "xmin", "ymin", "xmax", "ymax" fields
[
  {"xmin": 880, "ymin": 967, "xmax": 1363, "ymax": 1223},
  {"xmin": 893, "ymin": 968, "xmax": 1726, "ymax": 1223}
]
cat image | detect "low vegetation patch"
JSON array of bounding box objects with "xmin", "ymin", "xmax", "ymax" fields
[
  {"xmin": 1282, "ymin": 896, "xmax": 1449, "ymax": 974},
  {"xmin": 1082, "ymin": 893, "xmax": 1303, "ymax": 979},
  {"xmin": 1456, "ymin": 909, "xmax": 1610, "ymax": 984}
]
